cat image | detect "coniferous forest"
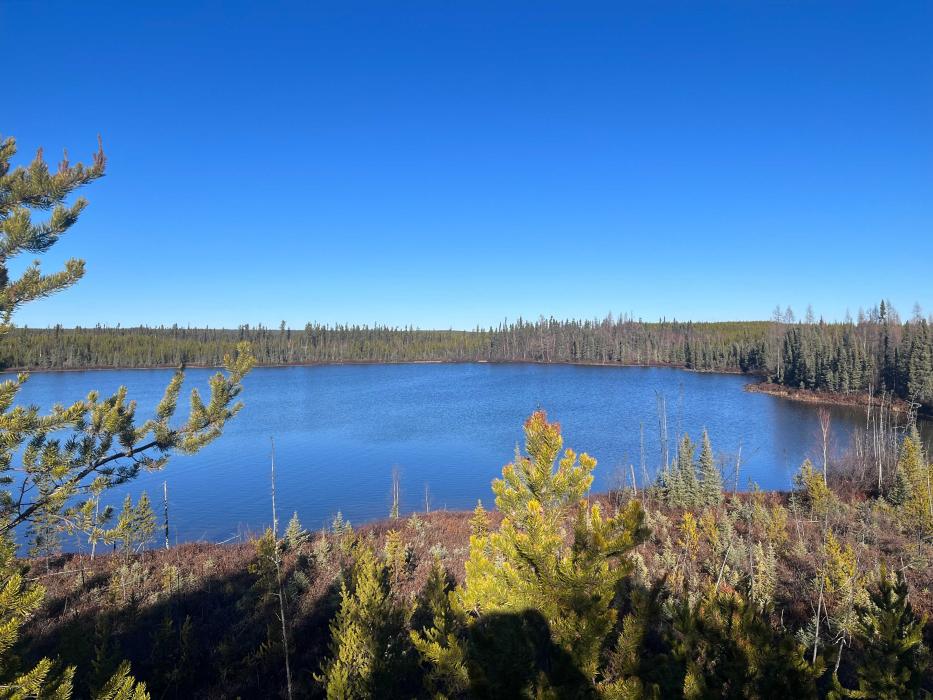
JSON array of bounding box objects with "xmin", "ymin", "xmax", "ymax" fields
[{"xmin": 2, "ymin": 309, "xmax": 932, "ymax": 414}]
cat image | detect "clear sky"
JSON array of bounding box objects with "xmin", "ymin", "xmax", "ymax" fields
[{"xmin": 4, "ymin": 1, "xmax": 932, "ymax": 329}]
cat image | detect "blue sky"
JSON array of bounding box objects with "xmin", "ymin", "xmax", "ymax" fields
[{"xmin": 4, "ymin": 1, "xmax": 931, "ymax": 329}]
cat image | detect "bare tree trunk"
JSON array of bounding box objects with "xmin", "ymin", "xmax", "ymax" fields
[
  {"xmin": 390, "ymin": 467, "xmax": 400, "ymax": 519},
  {"xmin": 819, "ymin": 408, "xmax": 831, "ymax": 487},
  {"xmin": 90, "ymin": 497, "xmax": 99, "ymax": 560},
  {"xmin": 640, "ymin": 421, "xmax": 649, "ymax": 488},
  {"xmin": 715, "ymin": 539, "xmax": 733, "ymax": 593},
  {"xmin": 657, "ymin": 392, "xmax": 669, "ymax": 469},
  {"xmin": 270, "ymin": 438, "xmax": 293, "ymax": 700},
  {"xmin": 163, "ymin": 481, "xmax": 170, "ymax": 550},
  {"xmin": 812, "ymin": 574, "xmax": 825, "ymax": 665},
  {"xmin": 733, "ymin": 445, "xmax": 743, "ymax": 495}
]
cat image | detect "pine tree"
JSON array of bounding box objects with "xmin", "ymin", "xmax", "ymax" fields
[
  {"xmin": 0, "ymin": 133, "xmax": 254, "ymax": 698},
  {"xmin": 110, "ymin": 493, "xmax": 156, "ymax": 558},
  {"xmin": 383, "ymin": 529, "xmax": 410, "ymax": 586},
  {"xmin": 410, "ymin": 557, "xmax": 469, "ymax": 698},
  {"xmin": 698, "ymin": 430, "xmax": 723, "ymax": 507},
  {"xmin": 315, "ymin": 547, "xmax": 414, "ymax": 698},
  {"xmin": 92, "ymin": 661, "xmax": 150, "ymax": 700},
  {"xmin": 830, "ymin": 567, "xmax": 929, "ymax": 699},
  {"xmin": 0, "ymin": 135, "xmax": 253, "ymax": 544},
  {"xmin": 675, "ymin": 591, "xmax": 822, "ymax": 698},
  {"xmin": 0, "ymin": 538, "xmax": 75, "ymax": 699},
  {"xmin": 794, "ymin": 459, "xmax": 834, "ymax": 517},
  {"xmin": 599, "ymin": 583, "xmax": 684, "ymax": 698},
  {"xmin": 455, "ymin": 411, "xmax": 647, "ymax": 682},
  {"xmin": 750, "ymin": 541, "xmax": 778, "ymax": 612}
]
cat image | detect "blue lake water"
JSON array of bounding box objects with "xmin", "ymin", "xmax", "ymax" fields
[{"xmin": 6, "ymin": 363, "xmax": 921, "ymax": 546}]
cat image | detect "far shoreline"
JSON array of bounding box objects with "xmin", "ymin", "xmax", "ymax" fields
[
  {"xmin": 0, "ymin": 357, "xmax": 753, "ymax": 376},
  {"xmin": 3, "ymin": 359, "xmax": 928, "ymax": 419}
]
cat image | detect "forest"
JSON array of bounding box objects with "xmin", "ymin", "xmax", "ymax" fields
[{"xmin": 2, "ymin": 306, "xmax": 932, "ymax": 413}]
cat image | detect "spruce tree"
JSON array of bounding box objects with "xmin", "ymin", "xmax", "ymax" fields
[
  {"xmin": 698, "ymin": 430, "xmax": 723, "ymax": 507},
  {"xmin": 283, "ymin": 511, "xmax": 308, "ymax": 551},
  {"xmin": 886, "ymin": 467, "xmax": 911, "ymax": 507},
  {"xmin": 895, "ymin": 429, "xmax": 933, "ymax": 541},
  {"xmin": 677, "ymin": 435, "xmax": 699, "ymax": 507}
]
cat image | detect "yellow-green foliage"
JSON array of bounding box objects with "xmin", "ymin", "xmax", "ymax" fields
[
  {"xmin": 384, "ymin": 529, "xmax": 410, "ymax": 585},
  {"xmin": 830, "ymin": 566, "xmax": 930, "ymax": 699},
  {"xmin": 93, "ymin": 661, "xmax": 150, "ymax": 700},
  {"xmin": 895, "ymin": 430, "xmax": 933, "ymax": 537},
  {"xmin": 679, "ymin": 590, "xmax": 822, "ymax": 698},
  {"xmin": 410, "ymin": 557, "xmax": 469, "ymax": 698},
  {"xmin": 316, "ymin": 547, "xmax": 412, "ymax": 698},
  {"xmin": 0, "ymin": 133, "xmax": 234, "ymax": 700},
  {"xmin": 699, "ymin": 509, "xmax": 720, "ymax": 552},
  {"xmin": 822, "ymin": 531, "xmax": 857, "ymax": 598},
  {"xmin": 679, "ymin": 512, "xmax": 700, "ymax": 558},
  {"xmin": 598, "ymin": 588, "xmax": 657, "ymax": 699},
  {"xmin": 455, "ymin": 410, "xmax": 647, "ymax": 681},
  {"xmin": 766, "ymin": 502, "xmax": 789, "ymax": 547},
  {"xmin": 109, "ymin": 493, "xmax": 156, "ymax": 557},
  {"xmin": 469, "ymin": 500, "xmax": 488, "ymax": 538},
  {"xmin": 750, "ymin": 541, "xmax": 778, "ymax": 611},
  {"xmin": 820, "ymin": 530, "xmax": 865, "ymax": 640},
  {"xmin": 0, "ymin": 538, "xmax": 75, "ymax": 699},
  {"xmin": 795, "ymin": 459, "xmax": 835, "ymax": 517}
]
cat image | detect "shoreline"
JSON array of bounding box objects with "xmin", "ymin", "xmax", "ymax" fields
[
  {"xmin": 744, "ymin": 381, "xmax": 921, "ymax": 416},
  {"xmin": 3, "ymin": 360, "xmax": 927, "ymax": 418},
  {"xmin": 0, "ymin": 357, "xmax": 754, "ymax": 375}
]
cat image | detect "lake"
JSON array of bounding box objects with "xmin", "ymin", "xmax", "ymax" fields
[{"xmin": 6, "ymin": 363, "xmax": 927, "ymax": 546}]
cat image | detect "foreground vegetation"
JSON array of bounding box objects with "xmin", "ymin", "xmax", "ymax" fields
[{"xmin": 16, "ymin": 410, "xmax": 933, "ymax": 699}]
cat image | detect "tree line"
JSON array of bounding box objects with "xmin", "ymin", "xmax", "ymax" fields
[{"xmin": 2, "ymin": 307, "xmax": 932, "ymax": 411}]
